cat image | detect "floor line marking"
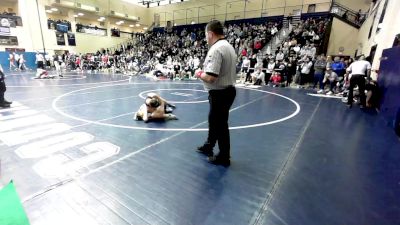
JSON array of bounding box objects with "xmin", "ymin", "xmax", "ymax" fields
[
  {"xmin": 251, "ymin": 98, "xmax": 322, "ymax": 225},
  {"xmin": 19, "ymin": 85, "xmax": 300, "ymax": 207},
  {"xmin": 9, "ymin": 84, "xmax": 155, "ymax": 103},
  {"xmin": 307, "ymin": 93, "xmax": 342, "ymax": 99},
  {"xmin": 79, "ymin": 93, "xmax": 271, "ymax": 178},
  {"xmin": 78, "ymin": 180, "xmax": 161, "ymax": 225},
  {"xmin": 52, "ymin": 85, "xmax": 301, "ymax": 131},
  {"xmin": 7, "ymin": 78, "xmax": 130, "ymax": 88}
]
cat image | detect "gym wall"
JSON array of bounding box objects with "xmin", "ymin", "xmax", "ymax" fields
[
  {"xmin": 327, "ymin": 17, "xmax": 359, "ymax": 56},
  {"xmin": 356, "ymin": 0, "xmax": 400, "ymax": 69}
]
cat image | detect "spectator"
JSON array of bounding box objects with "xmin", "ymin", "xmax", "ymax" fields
[
  {"xmin": 318, "ymin": 67, "xmax": 338, "ymax": 94},
  {"xmin": 270, "ymin": 71, "xmax": 282, "ymax": 87},
  {"xmin": 331, "ymin": 56, "xmax": 346, "ymax": 77},
  {"xmin": 251, "ymin": 68, "xmax": 265, "ymax": 85},
  {"xmin": 313, "ymin": 54, "xmax": 327, "ymax": 90}
]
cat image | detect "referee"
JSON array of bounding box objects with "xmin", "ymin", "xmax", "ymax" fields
[
  {"xmin": 0, "ymin": 64, "xmax": 12, "ymax": 108},
  {"xmin": 346, "ymin": 55, "xmax": 371, "ymax": 108},
  {"xmin": 196, "ymin": 20, "xmax": 237, "ymax": 167}
]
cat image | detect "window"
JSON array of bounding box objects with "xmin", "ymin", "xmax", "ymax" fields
[{"xmin": 376, "ymin": 0, "xmax": 389, "ymax": 33}]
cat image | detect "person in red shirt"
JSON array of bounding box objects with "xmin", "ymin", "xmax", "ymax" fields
[
  {"xmin": 270, "ymin": 71, "xmax": 282, "ymax": 87},
  {"xmin": 241, "ymin": 48, "xmax": 247, "ymax": 57}
]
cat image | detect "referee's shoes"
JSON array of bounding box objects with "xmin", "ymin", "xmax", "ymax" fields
[{"xmin": 208, "ymin": 156, "xmax": 231, "ymax": 167}]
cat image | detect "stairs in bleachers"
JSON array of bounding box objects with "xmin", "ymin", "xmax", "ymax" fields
[
  {"xmin": 283, "ymin": 15, "xmax": 301, "ymax": 29},
  {"xmin": 291, "ymin": 15, "xmax": 301, "ymax": 26},
  {"xmin": 261, "ymin": 15, "xmax": 296, "ymax": 57},
  {"xmin": 261, "ymin": 14, "xmax": 299, "ymax": 57}
]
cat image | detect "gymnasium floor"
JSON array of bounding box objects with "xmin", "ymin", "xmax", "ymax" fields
[{"xmin": 1, "ymin": 71, "xmax": 399, "ymax": 225}]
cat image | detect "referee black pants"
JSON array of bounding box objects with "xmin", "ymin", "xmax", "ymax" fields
[
  {"xmin": 348, "ymin": 74, "xmax": 366, "ymax": 106},
  {"xmin": 0, "ymin": 82, "xmax": 6, "ymax": 104},
  {"xmin": 207, "ymin": 86, "xmax": 236, "ymax": 159}
]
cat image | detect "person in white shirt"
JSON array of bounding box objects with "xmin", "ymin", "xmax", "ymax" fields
[
  {"xmin": 266, "ymin": 59, "xmax": 276, "ymax": 84},
  {"xmin": 35, "ymin": 52, "xmax": 45, "ymax": 69},
  {"xmin": 299, "ymin": 57, "xmax": 313, "ymax": 86},
  {"xmin": 8, "ymin": 52, "xmax": 16, "ymax": 71},
  {"xmin": 18, "ymin": 54, "xmax": 26, "ymax": 71},
  {"xmin": 345, "ymin": 55, "xmax": 371, "ymax": 108},
  {"xmin": 293, "ymin": 44, "xmax": 301, "ymax": 55},
  {"xmin": 45, "ymin": 54, "xmax": 51, "ymax": 68},
  {"xmin": 309, "ymin": 44, "xmax": 317, "ymax": 59},
  {"xmin": 241, "ymin": 57, "xmax": 250, "ymax": 83},
  {"xmin": 275, "ymin": 51, "xmax": 284, "ymax": 61},
  {"xmin": 14, "ymin": 53, "xmax": 20, "ymax": 70},
  {"xmin": 54, "ymin": 54, "xmax": 63, "ymax": 77},
  {"xmin": 193, "ymin": 56, "xmax": 200, "ymax": 70},
  {"xmin": 251, "ymin": 68, "xmax": 265, "ymax": 85},
  {"xmin": 318, "ymin": 67, "xmax": 338, "ymax": 94}
]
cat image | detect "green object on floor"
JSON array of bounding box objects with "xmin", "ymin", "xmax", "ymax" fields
[{"xmin": 0, "ymin": 181, "xmax": 30, "ymax": 225}]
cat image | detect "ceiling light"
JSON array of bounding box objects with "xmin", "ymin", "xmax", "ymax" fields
[
  {"xmin": 129, "ymin": 25, "xmax": 134, "ymax": 27},
  {"xmin": 51, "ymin": 8, "xmax": 58, "ymax": 11},
  {"xmin": 143, "ymin": 27, "xmax": 148, "ymax": 30},
  {"xmin": 136, "ymin": 24, "xmax": 140, "ymax": 27},
  {"xmin": 73, "ymin": 14, "xmax": 78, "ymax": 17},
  {"xmin": 46, "ymin": 10, "xmax": 53, "ymax": 13},
  {"xmin": 78, "ymin": 13, "xmax": 84, "ymax": 16},
  {"xmin": 99, "ymin": 17, "xmax": 105, "ymax": 20}
]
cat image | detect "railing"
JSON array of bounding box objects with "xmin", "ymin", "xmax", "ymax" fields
[
  {"xmin": 156, "ymin": 1, "xmax": 332, "ymax": 27},
  {"xmin": 120, "ymin": 31, "xmax": 134, "ymax": 39},
  {"xmin": 76, "ymin": 24, "xmax": 107, "ymax": 36},
  {"xmin": 330, "ymin": 2, "xmax": 366, "ymax": 27},
  {"xmin": 47, "ymin": 19, "xmax": 72, "ymax": 32}
]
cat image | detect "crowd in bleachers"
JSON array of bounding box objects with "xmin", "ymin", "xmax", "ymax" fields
[
  {"xmin": 5, "ymin": 16, "xmax": 378, "ymax": 107},
  {"xmin": 237, "ymin": 17, "xmax": 330, "ymax": 88},
  {"xmin": 35, "ymin": 17, "xmax": 372, "ymax": 98},
  {"xmin": 1, "ymin": 11, "xmax": 16, "ymax": 16},
  {"xmin": 62, "ymin": 21, "xmax": 283, "ymax": 80}
]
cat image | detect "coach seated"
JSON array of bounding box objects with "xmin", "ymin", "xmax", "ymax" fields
[
  {"xmin": 270, "ymin": 71, "xmax": 283, "ymax": 87},
  {"xmin": 317, "ymin": 67, "xmax": 339, "ymax": 95},
  {"xmin": 251, "ymin": 68, "xmax": 265, "ymax": 85}
]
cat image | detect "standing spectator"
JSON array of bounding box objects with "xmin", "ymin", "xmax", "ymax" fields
[
  {"xmin": 286, "ymin": 57, "xmax": 297, "ymax": 87},
  {"xmin": 247, "ymin": 54, "xmax": 257, "ymax": 82},
  {"xmin": 14, "ymin": 52, "xmax": 20, "ymax": 70},
  {"xmin": 356, "ymin": 9, "xmax": 361, "ymax": 23},
  {"xmin": 8, "ymin": 52, "xmax": 16, "ymax": 71},
  {"xmin": 276, "ymin": 51, "xmax": 284, "ymax": 61},
  {"xmin": 19, "ymin": 54, "xmax": 26, "ymax": 71},
  {"xmin": 266, "ymin": 59, "xmax": 275, "ymax": 85},
  {"xmin": 299, "ymin": 57, "xmax": 313, "ymax": 87},
  {"xmin": 241, "ymin": 56, "xmax": 250, "ymax": 83},
  {"xmin": 313, "ymin": 54, "xmax": 327, "ymax": 90},
  {"xmin": 35, "ymin": 51, "xmax": 45, "ymax": 70}
]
